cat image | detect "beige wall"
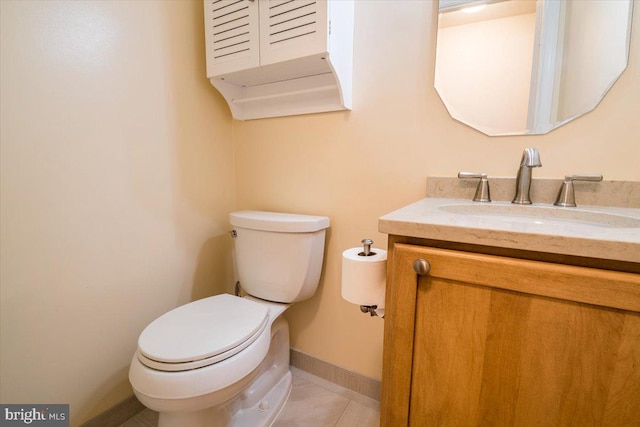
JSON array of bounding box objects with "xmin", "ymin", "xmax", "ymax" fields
[
  {"xmin": 1, "ymin": 0, "xmax": 639, "ymax": 425},
  {"xmin": 0, "ymin": 1, "xmax": 234, "ymax": 425},
  {"xmin": 234, "ymin": 0, "xmax": 640, "ymax": 381}
]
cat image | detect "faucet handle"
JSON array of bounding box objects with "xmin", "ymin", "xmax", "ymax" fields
[
  {"xmin": 554, "ymin": 174, "xmax": 603, "ymax": 207},
  {"xmin": 458, "ymin": 172, "xmax": 491, "ymax": 202}
]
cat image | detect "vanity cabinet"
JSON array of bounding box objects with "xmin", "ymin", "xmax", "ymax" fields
[{"xmin": 381, "ymin": 240, "xmax": 640, "ymax": 426}]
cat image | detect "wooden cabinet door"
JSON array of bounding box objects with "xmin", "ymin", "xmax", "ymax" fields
[{"xmin": 381, "ymin": 244, "xmax": 640, "ymax": 427}]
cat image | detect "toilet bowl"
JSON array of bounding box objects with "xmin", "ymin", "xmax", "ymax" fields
[
  {"xmin": 129, "ymin": 211, "xmax": 329, "ymax": 426},
  {"xmin": 129, "ymin": 295, "xmax": 291, "ymax": 426}
]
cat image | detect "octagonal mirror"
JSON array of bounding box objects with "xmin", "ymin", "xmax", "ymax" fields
[{"xmin": 435, "ymin": 0, "xmax": 634, "ymax": 136}]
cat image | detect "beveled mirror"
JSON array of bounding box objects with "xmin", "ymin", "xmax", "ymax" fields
[{"xmin": 435, "ymin": 0, "xmax": 634, "ymax": 136}]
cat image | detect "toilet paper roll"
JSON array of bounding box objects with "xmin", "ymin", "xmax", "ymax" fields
[{"xmin": 341, "ymin": 247, "xmax": 387, "ymax": 308}]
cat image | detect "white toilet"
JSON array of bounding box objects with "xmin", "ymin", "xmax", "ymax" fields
[{"xmin": 129, "ymin": 211, "xmax": 330, "ymax": 427}]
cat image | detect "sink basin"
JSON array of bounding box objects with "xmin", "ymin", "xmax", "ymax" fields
[{"xmin": 438, "ymin": 203, "xmax": 640, "ymax": 228}]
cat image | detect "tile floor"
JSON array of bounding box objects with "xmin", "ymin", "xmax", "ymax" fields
[{"xmin": 120, "ymin": 367, "xmax": 380, "ymax": 427}]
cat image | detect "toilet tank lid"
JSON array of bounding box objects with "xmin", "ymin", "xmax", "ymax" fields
[{"xmin": 230, "ymin": 211, "xmax": 330, "ymax": 233}]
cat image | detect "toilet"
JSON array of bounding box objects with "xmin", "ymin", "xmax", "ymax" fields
[{"xmin": 129, "ymin": 211, "xmax": 330, "ymax": 427}]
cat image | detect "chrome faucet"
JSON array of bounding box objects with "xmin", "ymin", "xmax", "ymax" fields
[{"xmin": 512, "ymin": 148, "xmax": 541, "ymax": 204}]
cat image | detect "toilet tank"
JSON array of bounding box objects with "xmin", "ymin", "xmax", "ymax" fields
[{"xmin": 229, "ymin": 211, "xmax": 330, "ymax": 303}]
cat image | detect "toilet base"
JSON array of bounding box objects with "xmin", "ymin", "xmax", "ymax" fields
[
  {"xmin": 155, "ymin": 373, "xmax": 290, "ymax": 427},
  {"xmin": 154, "ymin": 316, "xmax": 291, "ymax": 427},
  {"xmin": 230, "ymin": 370, "xmax": 292, "ymax": 427}
]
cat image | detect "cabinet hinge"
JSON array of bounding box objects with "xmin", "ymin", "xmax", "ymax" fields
[{"xmin": 329, "ymin": 20, "xmax": 331, "ymax": 35}]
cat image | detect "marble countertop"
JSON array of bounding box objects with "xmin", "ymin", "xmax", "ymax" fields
[{"xmin": 379, "ymin": 198, "xmax": 640, "ymax": 264}]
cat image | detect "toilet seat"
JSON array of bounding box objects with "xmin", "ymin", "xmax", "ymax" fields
[{"xmin": 137, "ymin": 294, "xmax": 269, "ymax": 372}]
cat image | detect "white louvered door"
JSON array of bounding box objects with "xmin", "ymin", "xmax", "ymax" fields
[
  {"xmin": 205, "ymin": 0, "xmax": 260, "ymax": 76},
  {"xmin": 204, "ymin": 0, "xmax": 350, "ymax": 120},
  {"xmin": 258, "ymin": 0, "xmax": 328, "ymax": 66}
]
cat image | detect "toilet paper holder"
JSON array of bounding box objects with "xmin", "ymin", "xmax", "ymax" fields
[
  {"xmin": 358, "ymin": 238, "xmax": 376, "ymax": 257},
  {"xmin": 360, "ymin": 304, "xmax": 380, "ymax": 317},
  {"xmin": 358, "ymin": 239, "xmax": 383, "ymax": 317}
]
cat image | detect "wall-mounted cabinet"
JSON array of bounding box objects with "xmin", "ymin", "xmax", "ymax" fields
[{"xmin": 204, "ymin": 0, "xmax": 354, "ymax": 120}]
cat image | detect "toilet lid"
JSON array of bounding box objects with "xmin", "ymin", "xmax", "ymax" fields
[{"xmin": 137, "ymin": 294, "xmax": 269, "ymax": 367}]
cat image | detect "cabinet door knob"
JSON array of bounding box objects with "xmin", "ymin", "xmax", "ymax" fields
[{"xmin": 413, "ymin": 259, "xmax": 431, "ymax": 275}]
